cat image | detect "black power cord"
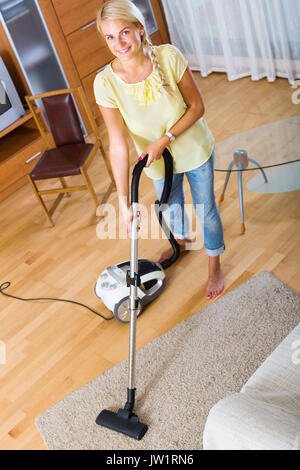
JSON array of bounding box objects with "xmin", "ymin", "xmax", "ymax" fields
[{"xmin": 0, "ymin": 282, "xmax": 114, "ymax": 321}]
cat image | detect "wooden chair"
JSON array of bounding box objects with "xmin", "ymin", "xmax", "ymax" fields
[{"xmin": 25, "ymin": 87, "xmax": 115, "ymax": 226}]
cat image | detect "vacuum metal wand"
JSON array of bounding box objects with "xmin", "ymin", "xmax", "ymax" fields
[{"xmin": 128, "ymin": 201, "xmax": 139, "ymax": 391}]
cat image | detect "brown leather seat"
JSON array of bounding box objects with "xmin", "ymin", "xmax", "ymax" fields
[
  {"xmin": 30, "ymin": 144, "xmax": 93, "ymax": 180},
  {"xmin": 25, "ymin": 87, "xmax": 115, "ymax": 226}
]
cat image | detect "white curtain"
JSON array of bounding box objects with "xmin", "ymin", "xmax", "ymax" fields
[{"xmin": 161, "ymin": 0, "xmax": 300, "ymax": 83}]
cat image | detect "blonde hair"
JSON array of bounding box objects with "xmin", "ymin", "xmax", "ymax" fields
[{"xmin": 97, "ymin": 0, "xmax": 170, "ymax": 89}]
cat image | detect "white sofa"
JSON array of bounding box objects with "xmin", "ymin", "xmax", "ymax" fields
[{"xmin": 203, "ymin": 323, "xmax": 300, "ymax": 450}]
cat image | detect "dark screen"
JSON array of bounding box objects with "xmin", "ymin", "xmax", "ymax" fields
[{"xmin": 0, "ymin": 80, "xmax": 12, "ymax": 115}]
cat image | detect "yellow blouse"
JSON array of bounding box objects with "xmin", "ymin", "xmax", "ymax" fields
[{"xmin": 93, "ymin": 44, "xmax": 214, "ymax": 180}]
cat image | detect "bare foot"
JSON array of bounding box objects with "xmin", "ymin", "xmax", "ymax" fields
[
  {"xmin": 158, "ymin": 238, "xmax": 192, "ymax": 264},
  {"xmin": 206, "ymin": 255, "xmax": 224, "ymax": 299}
]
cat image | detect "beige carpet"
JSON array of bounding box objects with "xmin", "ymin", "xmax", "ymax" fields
[{"xmin": 36, "ymin": 271, "xmax": 300, "ymax": 450}]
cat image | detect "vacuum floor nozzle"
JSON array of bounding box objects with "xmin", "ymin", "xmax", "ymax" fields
[{"xmin": 96, "ymin": 408, "xmax": 148, "ymax": 440}]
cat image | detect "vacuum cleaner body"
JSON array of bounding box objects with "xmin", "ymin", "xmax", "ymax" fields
[{"xmin": 95, "ymin": 259, "xmax": 165, "ymax": 323}]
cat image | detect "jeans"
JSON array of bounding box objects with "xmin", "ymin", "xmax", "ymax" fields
[{"xmin": 153, "ymin": 148, "xmax": 225, "ymax": 257}]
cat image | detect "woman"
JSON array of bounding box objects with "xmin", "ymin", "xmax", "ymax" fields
[{"xmin": 93, "ymin": 0, "xmax": 225, "ymax": 299}]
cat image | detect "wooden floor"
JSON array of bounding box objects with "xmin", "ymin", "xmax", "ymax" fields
[{"xmin": 0, "ymin": 72, "xmax": 299, "ymax": 449}]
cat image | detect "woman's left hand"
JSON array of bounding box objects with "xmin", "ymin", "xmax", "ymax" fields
[{"xmin": 139, "ymin": 135, "xmax": 170, "ymax": 167}]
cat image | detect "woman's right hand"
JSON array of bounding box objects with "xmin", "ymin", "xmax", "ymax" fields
[
  {"xmin": 118, "ymin": 196, "xmax": 133, "ymax": 233},
  {"xmin": 119, "ymin": 196, "xmax": 141, "ymax": 233}
]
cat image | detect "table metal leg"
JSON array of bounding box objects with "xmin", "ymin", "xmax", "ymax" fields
[
  {"xmin": 248, "ymin": 158, "xmax": 268, "ymax": 183},
  {"xmin": 219, "ymin": 151, "xmax": 265, "ymax": 234},
  {"xmin": 237, "ymin": 162, "xmax": 245, "ymax": 233},
  {"xmin": 220, "ymin": 160, "xmax": 235, "ymax": 201}
]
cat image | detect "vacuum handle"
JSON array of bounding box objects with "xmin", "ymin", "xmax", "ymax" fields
[
  {"xmin": 131, "ymin": 149, "xmax": 173, "ymax": 204},
  {"xmin": 130, "ymin": 148, "xmax": 180, "ymax": 270}
]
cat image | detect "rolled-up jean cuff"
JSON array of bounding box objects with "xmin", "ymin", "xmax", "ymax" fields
[
  {"xmin": 206, "ymin": 244, "xmax": 225, "ymax": 257},
  {"xmin": 172, "ymin": 233, "xmax": 189, "ymax": 240}
]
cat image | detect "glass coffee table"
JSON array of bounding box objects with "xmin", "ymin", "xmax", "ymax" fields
[{"xmin": 214, "ymin": 116, "xmax": 300, "ymax": 233}]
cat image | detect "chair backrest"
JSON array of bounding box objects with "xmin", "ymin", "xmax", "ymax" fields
[{"xmin": 42, "ymin": 93, "xmax": 84, "ymax": 147}]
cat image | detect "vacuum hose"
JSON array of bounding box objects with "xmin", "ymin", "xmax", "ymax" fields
[{"xmin": 131, "ymin": 149, "xmax": 180, "ymax": 269}]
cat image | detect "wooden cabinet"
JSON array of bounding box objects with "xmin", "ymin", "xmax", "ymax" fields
[
  {"xmin": 51, "ymin": 0, "xmax": 101, "ymax": 36},
  {"xmin": 0, "ymin": 109, "xmax": 51, "ymax": 201},
  {"xmin": 45, "ymin": 0, "xmax": 170, "ymax": 125},
  {"xmin": 81, "ymin": 72, "xmax": 103, "ymax": 123},
  {"xmin": 66, "ymin": 21, "xmax": 113, "ymax": 79}
]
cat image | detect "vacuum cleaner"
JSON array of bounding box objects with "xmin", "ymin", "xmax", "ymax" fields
[
  {"xmin": 95, "ymin": 148, "xmax": 180, "ymax": 440},
  {"xmin": 95, "ymin": 149, "xmax": 179, "ymax": 323}
]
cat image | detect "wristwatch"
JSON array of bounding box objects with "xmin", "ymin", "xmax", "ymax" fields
[{"xmin": 165, "ymin": 131, "xmax": 176, "ymax": 143}]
